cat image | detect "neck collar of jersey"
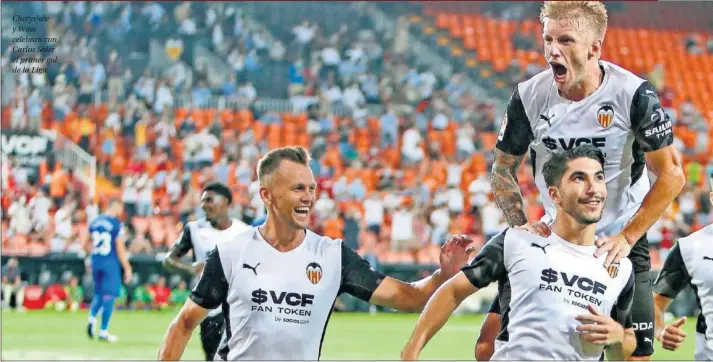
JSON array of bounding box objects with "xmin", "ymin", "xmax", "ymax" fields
[
  {"xmin": 255, "ymin": 226, "xmax": 310, "ymax": 254},
  {"xmin": 549, "ymin": 231, "xmax": 597, "ymax": 256}
]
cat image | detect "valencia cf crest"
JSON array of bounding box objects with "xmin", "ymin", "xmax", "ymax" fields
[
  {"xmin": 597, "ymin": 105, "xmax": 614, "ymax": 128},
  {"xmin": 606, "ymin": 261, "xmax": 620, "ymax": 278},
  {"xmin": 306, "ymin": 262, "xmax": 322, "ymax": 285}
]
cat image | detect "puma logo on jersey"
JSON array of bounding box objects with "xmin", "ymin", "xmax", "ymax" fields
[
  {"xmin": 644, "ymin": 337, "xmax": 653, "ymax": 344},
  {"xmin": 530, "ymin": 243, "xmax": 550, "ymax": 254},
  {"xmin": 243, "ymin": 263, "xmax": 260, "ymax": 275},
  {"xmin": 539, "ymin": 113, "xmax": 554, "ymax": 127},
  {"xmin": 703, "ymin": 256, "xmax": 713, "ymax": 261},
  {"xmin": 543, "ymin": 137, "xmax": 606, "ymax": 151}
]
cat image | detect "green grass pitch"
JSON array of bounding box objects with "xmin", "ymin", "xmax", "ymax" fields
[{"xmin": 1, "ymin": 310, "xmax": 696, "ymax": 360}]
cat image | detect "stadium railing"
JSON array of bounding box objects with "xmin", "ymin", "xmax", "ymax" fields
[{"xmin": 44, "ymin": 130, "xmax": 97, "ymax": 199}]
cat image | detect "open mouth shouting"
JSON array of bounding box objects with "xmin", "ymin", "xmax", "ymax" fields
[{"xmin": 550, "ymin": 61, "xmax": 568, "ymax": 84}]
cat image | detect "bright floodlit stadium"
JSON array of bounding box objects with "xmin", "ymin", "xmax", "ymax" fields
[{"xmin": 1, "ymin": 1, "xmax": 713, "ymax": 361}]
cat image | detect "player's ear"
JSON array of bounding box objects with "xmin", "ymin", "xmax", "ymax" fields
[
  {"xmin": 548, "ymin": 186, "xmax": 561, "ymax": 205},
  {"xmin": 589, "ymin": 35, "xmax": 602, "ymax": 59},
  {"xmin": 259, "ymin": 185, "xmax": 272, "ymax": 206}
]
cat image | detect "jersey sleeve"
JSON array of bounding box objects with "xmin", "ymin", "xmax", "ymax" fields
[
  {"xmin": 487, "ymin": 293, "xmax": 501, "ymax": 314},
  {"xmin": 461, "ymin": 230, "xmax": 508, "ymax": 288},
  {"xmin": 610, "ymin": 268, "xmax": 635, "ymax": 328},
  {"xmin": 653, "ymin": 243, "xmax": 691, "ymax": 299},
  {"xmin": 339, "ymin": 243, "xmax": 387, "ymax": 302},
  {"xmin": 189, "ymin": 248, "xmax": 228, "ymax": 310},
  {"xmin": 170, "ymin": 225, "xmax": 194, "ymax": 258},
  {"xmin": 629, "ymin": 81, "xmax": 674, "ymax": 152},
  {"xmin": 495, "ymin": 87, "xmax": 534, "ymax": 156}
]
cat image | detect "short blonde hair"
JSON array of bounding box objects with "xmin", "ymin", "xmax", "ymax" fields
[{"xmin": 540, "ymin": 1, "xmax": 608, "ymax": 41}]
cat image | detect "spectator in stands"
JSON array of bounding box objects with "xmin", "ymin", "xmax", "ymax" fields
[
  {"xmin": 152, "ymin": 276, "xmax": 171, "ymax": 310},
  {"xmin": 122, "ymin": 177, "xmax": 139, "ymax": 221},
  {"xmin": 131, "ymin": 281, "xmax": 155, "ymax": 311},
  {"xmin": 129, "ymin": 230, "xmax": 154, "ymax": 255},
  {"xmin": 136, "ymin": 176, "xmax": 154, "ymax": 217},
  {"xmin": 343, "ymin": 207, "xmax": 362, "ymax": 251},
  {"xmin": 8, "ymin": 196, "xmax": 32, "ymax": 238},
  {"xmin": 50, "ymin": 200, "xmax": 76, "ymax": 253},
  {"xmin": 2, "ymin": 258, "xmax": 26, "ymax": 311},
  {"xmin": 65, "ymin": 275, "xmax": 84, "ymax": 312},
  {"xmin": 391, "ymin": 202, "xmax": 415, "ymax": 256},
  {"xmin": 49, "ymin": 166, "xmax": 68, "ymax": 208},
  {"xmin": 169, "ymin": 280, "xmax": 190, "ymax": 307},
  {"xmin": 28, "ymin": 189, "xmax": 51, "ymax": 237},
  {"xmin": 401, "ymin": 122, "xmax": 425, "ymax": 165}
]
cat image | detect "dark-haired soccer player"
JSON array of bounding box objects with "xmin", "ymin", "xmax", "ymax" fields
[
  {"xmin": 403, "ymin": 145, "xmax": 637, "ymax": 361},
  {"xmin": 163, "ymin": 182, "xmax": 250, "ymax": 360},
  {"xmin": 651, "ymin": 174, "xmax": 713, "ymax": 360}
]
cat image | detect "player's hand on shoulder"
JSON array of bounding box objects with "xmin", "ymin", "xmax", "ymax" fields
[
  {"xmin": 439, "ymin": 234, "xmax": 475, "ymax": 277},
  {"xmin": 514, "ymin": 221, "xmax": 551, "ymax": 237},
  {"xmin": 575, "ymin": 304, "xmax": 625, "ymax": 345},
  {"xmin": 657, "ymin": 316, "xmax": 687, "ymax": 351},
  {"xmin": 593, "ymin": 233, "xmax": 631, "ymax": 268}
]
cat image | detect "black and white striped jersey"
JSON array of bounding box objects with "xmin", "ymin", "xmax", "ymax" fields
[
  {"xmin": 189, "ymin": 227, "xmax": 386, "ymax": 361},
  {"xmin": 462, "ymin": 229, "xmax": 634, "ymax": 360},
  {"xmin": 496, "ymin": 60, "xmax": 674, "ymax": 273},
  {"xmin": 653, "ymin": 224, "xmax": 713, "ymax": 360}
]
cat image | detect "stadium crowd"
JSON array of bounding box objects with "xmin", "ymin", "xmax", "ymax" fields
[{"xmin": 2, "ymin": 1, "xmax": 712, "ymax": 310}]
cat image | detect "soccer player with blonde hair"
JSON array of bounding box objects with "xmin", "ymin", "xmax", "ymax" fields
[{"xmin": 482, "ymin": 1, "xmax": 685, "ymax": 360}]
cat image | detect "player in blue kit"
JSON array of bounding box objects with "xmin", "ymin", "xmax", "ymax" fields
[{"xmin": 86, "ymin": 199, "xmax": 133, "ymax": 342}]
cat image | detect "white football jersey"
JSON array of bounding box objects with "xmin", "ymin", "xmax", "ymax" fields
[
  {"xmin": 496, "ymin": 61, "xmax": 674, "ymax": 272},
  {"xmin": 182, "ymin": 218, "xmax": 251, "ymax": 263},
  {"xmin": 653, "ymin": 224, "xmax": 713, "ymax": 361},
  {"xmin": 189, "ymin": 227, "xmax": 386, "ymax": 361},
  {"xmin": 462, "ymin": 229, "xmax": 634, "ymax": 360},
  {"xmin": 173, "ymin": 218, "xmax": 250, "ymax": 317}
]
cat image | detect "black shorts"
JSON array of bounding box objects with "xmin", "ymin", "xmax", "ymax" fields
[
  {"xmin": 630, "ymin": 269, "xmax": 654, "ymax": 357},
  {"xmin": 200, "ymin": 312, "xmax": 225, "ymax": 361}
]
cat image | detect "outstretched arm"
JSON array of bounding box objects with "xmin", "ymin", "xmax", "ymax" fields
[
  {"xmin": 402, "ymin": 232, "xmax": 508, "ymax": 360},
  {"xmin": 340, "ymin": 235, "xmax": 472, "ymax": 313},
  {"xmin": 401, "ymin": 272, "xmax": 478, "ymax": 360}
]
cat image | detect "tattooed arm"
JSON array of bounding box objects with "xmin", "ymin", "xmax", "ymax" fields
[
  {"xmin": 492, "ymin": 87, "xmax": 533, "ymax": 227},
  {"xmin": 491, "ymin": 150, "xmax": 528, "ymax": 227}
]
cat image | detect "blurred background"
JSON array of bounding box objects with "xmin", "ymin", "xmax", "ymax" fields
[{"xmin": 0, "ymin": 1, "xmax": 711, "ymax": 359}]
